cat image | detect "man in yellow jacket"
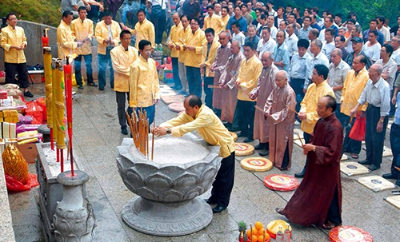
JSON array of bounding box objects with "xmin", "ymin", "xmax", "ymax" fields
[
  {"xmin": 110, "ymin": 30, "xmax": 138, "ymax": 135},
  {"xmin": 71, "ymin": 6, "xmax": 97, "ymax": 89},
  {"xmin": 129, "ymin": 39, "xmax": 160, "ymax": 125},
  {"xmin": 200, "ymin": 28, "xmax": 220, "ymax": 108},
  {"xmin": 120, "ymin": 9, "xmax": 155, "ymax": 50},
  {"xmin": 233, "ymin": 41, "xmax": 263, "ymax": 142},
  {"xmin": 1, "ymin": 13, "xmax": 32, "ymax": 97},
  {"xmin": 184, "ymin": 18, "xmax": 207, "ymax": 98},
  {"xmin": 295, "ymin": 64, "xmax": 335, "ymax": 178},
  {"xmin": 95, "ymin": 11, "xmax": 121, "ymax": 90},
  {"xmin": 154, "ymin": 95, "xmax": 235, "ymax": 213},
  {"xmin": 167, "ymin": 13, "xmax": 183, "ymax": 91}
]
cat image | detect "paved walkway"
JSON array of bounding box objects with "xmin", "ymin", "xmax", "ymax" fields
[{"xmin": 8, "ymin": 82, "xmax": 400, "ymax": 242}]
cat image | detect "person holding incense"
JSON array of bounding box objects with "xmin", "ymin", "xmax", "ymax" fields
[
  {"xmin": 154, "ymin": 95, "xmax": 235, "ymax": 214},
  {"xmin": 129, "ymin": 39, "xmax": 160, "ymax": 126},
  {"xmin": 264, "ymin": 70, "xmax": 296, "ymax": 170},
  {"xmin": 120, "ymin": 9, "xmax": 155, "ymax": 50},
  {"xmin": 249, "ymin": 51, "xmax": 278, "ymax": 156},
  {"xmin": 276, "ymin": 95, "xmax": 343, "ymax": 229},
  {"xmin": 110, "ymin": 30, "xmax": 138, "ymax": 135}
]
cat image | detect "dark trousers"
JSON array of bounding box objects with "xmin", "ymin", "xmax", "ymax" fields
[
  {"xmin": 282, "ymin": 142, "xmax": 290, "ymax": 169},
  {"xmin": 290, "ymin": 78, "xmax": 305, "ymax": 120},
  {"xmin": 186, "ymin": 66, "xmax": 202, "ymax": 98},
  {"xmin": 116, "ymin": 92, "xmax": 130, "ymax": 129},
  {"xmin": 390, "ymin": 123, "xmax": 400, "ymax": 178},
  {"xmin": 98, "ymin": 48, "xmax": 114, "ymax": 89},
  {"xmin": 5, "ymin": 62, "xmax": 29, "ymax": 88},
  {"xmin": 335, "ymin": 104, "xmax": 347, "ymax": 129},
  {"xmin": 326, "ymin": 186, "xmax": 341, "ymax": 225},
  {"xmin": 234, "ymin": 100, "xmax": 255, "ymax": 139},
  {"xmin": 87, "ymin": 5, "xmax": 100, "ymax": 22},
  {"xmin": 171, "ymin": 57, "xmax": 181, "ymax": 89},
  {"xmin": 75, "ymin": 54, "xmax": 93, "ymax": 86},
  {"xmin": 365, "ymin": 105, "xmax": 388, "ymax": 167},
  {"xmin": 211, "ymin": 151, "xmax": 235, "ymax": 207},
  {"xmin": 135, "ymin": 104, "xmax": 155, "ymax": 125},
  {"xmin": 203, "ymin": 76, "xmax": 213, "ymax": 108},
  {"xmin": 342, "ymin": 115, "xmax": 361, "ymax": 154},
  {"xmin": 150, "ymin": 6, "xmax": 166, "ymax": 44}
]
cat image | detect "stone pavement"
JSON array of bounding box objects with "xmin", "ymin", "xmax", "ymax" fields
[{"xmin": 7, "ymin": 82, "xmax": 400, "ymax": 242}]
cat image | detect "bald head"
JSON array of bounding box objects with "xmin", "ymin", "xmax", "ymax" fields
[
  {"xmin": 172, "ymin": 12, "xmax": 180, "ymax": 25},
  {"xmin": 231, "ymin": 40, "xmax": 241, "ymax": 54},
  {"xmin": 368, "ymin": 64, "xmax": 383, "ymax": 83},
  {"xmin": 275, "ymin": 70, "xmax": 289, "ymax": 87},
  {"xmin": 219, "ymin": 31, "xmax": 230, "ymax": 46},
  {"xmin": 261, "ymin": 51, "xmax": 273, "ymax": 68}
]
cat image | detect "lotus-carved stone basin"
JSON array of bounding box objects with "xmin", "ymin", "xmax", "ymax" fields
[{"xmin": 116, "ymin": 134, "xmax": 222, "ymax": 236}]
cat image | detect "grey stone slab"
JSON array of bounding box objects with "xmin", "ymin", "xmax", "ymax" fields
[
  {"xmin": 170, "ymin": 233, "xmax": 212, "ymax": 242},
  {"xmin": 93, "ymin": 228, "xmax": 130, "ymax": 242},
  {"xmin": 12, "ymin": 225, "xmax": 44, "ymax": 242}
]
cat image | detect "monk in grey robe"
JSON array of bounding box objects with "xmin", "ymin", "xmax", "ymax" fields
[
  {"xmin": 219, "ymin": 41, "xmax": 244, "ymax": 125},
  {"xmin": 211, "ymin": 32, "xmax": 232, "ymax": 116},
  {"xmin": 249, "ymin": 51, "xmax": 279, "ymax": 156},
  {"xmin": 264, "ymin": 70, "xmax": 296, "ymax": 170}
]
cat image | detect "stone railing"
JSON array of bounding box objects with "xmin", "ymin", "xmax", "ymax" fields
[{"xmin": 0, "ymin": 157, "xmax": 16, "ymax": 242}]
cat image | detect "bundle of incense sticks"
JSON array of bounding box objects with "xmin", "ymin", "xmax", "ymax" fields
[{"xmin": 126, "ymin": 110, "xmax": 151, "ymax": 160}]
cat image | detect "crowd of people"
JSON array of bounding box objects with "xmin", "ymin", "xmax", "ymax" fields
[{"xmin": 2, "ymin": 0, "xmax": 400, "ymax": 230}]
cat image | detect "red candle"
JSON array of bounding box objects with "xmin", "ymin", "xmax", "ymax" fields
[
  {"xmin": 41, "ymin": 36, "xmax": 49, "ymax": 47},
  {"xmin": 64, "ymin": 63, "xmax": 74, "ymax": 176}
]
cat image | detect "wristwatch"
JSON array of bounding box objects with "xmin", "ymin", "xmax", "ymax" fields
[{"xmin": 166, "ymin": 128, "xmax": 171, "ymax": 134}]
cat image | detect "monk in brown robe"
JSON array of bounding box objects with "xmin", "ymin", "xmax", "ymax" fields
[
  {"xmin": 264, "ymin": 70, "xmax": 296, "ymax": 170},
  {"xmin": 249, "ymin": 51, "xmax": 278, "ymax": 156},
  {"xmin": 210, "ymin": 31, "xmax": 232, "ymax": 117},
  {"xmin": 276, "ymin": 95, "xmax": 343, "ymax": 229},
  {"xmin": 218, "ymin": 41, "xmax": 244, "ymax": 126}
]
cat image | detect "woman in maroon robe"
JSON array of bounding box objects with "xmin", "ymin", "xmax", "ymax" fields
[{"xmin": 277, "ymin": 95, "xmax": 343, "ymax": 229}]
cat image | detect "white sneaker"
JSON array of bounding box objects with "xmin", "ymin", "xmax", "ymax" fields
[{"xmin": 295, "ymin": 120, "xmax": 300, "ymax": 126}]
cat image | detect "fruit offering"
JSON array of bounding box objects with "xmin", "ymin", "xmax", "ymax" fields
[
  {"xmin": 244, "ymin": 222, "xmax": 271, "ymax": 242},
  {"xmin": 266, "ymin": 220, "xmax": 292, "ymax": 240}
]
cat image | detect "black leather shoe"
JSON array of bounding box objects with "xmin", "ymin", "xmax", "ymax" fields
[
  {"xmin": 121, "ymin": 127, "xmax": 128, "ymax": 135},
  {"xmin": 23, "ymin": 91, "xmax": 33, "ymax": 97},
  {"xmin": 368, "ymin": 164, "xmax": 380, "ymax": 171},
  {"xmin": 237, "ymin": 132, "xmax": 247, "ymax": 137},
  {"xmin": 382, "ymin": 173, "xmax": 397, "ymax": 179},
  {"xmin": 87, "ymin": 82, "xmax": 98, "ymax": 87},
  {"xmin": 395, "ymin": 180, "xmax": 400, "ymax": 186},
  {"xmin": 243, "ymin": 137, "xmax": 254, "ymax": 143},
  {"xmin": 259, "ymin": 148, "xmax": 269, "ymax": 156},
  {"xmin": 204, "ymin": 198, "xmax": 217, "ymax": 204},
  {"xmin": 212, "ymin": 205, "xmax": 227, "ymax": 213},
  {"xmin": 78, "ymin": 85, "xmax": 84, "ymax": 89},
  {"xmin": 254, "ymin": 143, "xmax": 266, "ymax": 150},
  {"xmin": 358, "ymin": 160, "xmax": 372, "ymax": 165},
  {"xmin": 295, "ymin": 171, "xmax": 305, "ymax": 178}
]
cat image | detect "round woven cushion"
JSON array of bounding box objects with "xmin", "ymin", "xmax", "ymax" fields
[
  {"xmin": 263, "ymin": 174, "xmax": 299, "ymax": 191},
  {"xmin": 161, "ymin": 95, "xmax": 185, "ymax": 104},
  {"xmin": 240, "ymin": 157, "xmax": 273, "ymax": 172},
  {"xmin": 168, "ymin": 102, "xmax": 185, "ymax": 112},
  {"xmin": 329, "ymin": 226, "xmax": 373, "ymax": 242},
  {"xmin": 234, "ymin": 143, "xmax": 254, "ymax": 156}
]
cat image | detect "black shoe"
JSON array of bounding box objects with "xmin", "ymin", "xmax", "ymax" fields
[
  {"xmin": 254, "ymin": 143, "xmax": 266, "ymax": 150},
  {"xmin": 259, "ymin": 148, "xmax": 269, "ymax": 156},
  {"xmin": 396, "ymin": 180, "xmax": 400, "ymax": 186},
  {"xmin": 23, "ymin": 91, "xmax": 33, "ymax": 97},
  {"xmin": 204, "ymin": 198, "xmax": 217, "ymax": 204},
  {"xmin": 212, "ymin": 205, "xmax": 227, "ymax": 213},
  {"xmin": 382, "ymin": 173, "xmax": 397, "ymax": 179},
  {"xmin": 368, "ymin": 164, "xmax": 380, "ymax": 171},
  {"xmin": 99, "ymin": 87, "xmax": 104, "ymax": 91},
  {"xmin": 243, "ymin": 137, "xmax": 254, "ymax": 143},
  {"xmin": 87, "ymin": 82, "xmax": 98, "ymax": 87},
  {"xmin": 359, "ymin": 160, "xmax": 372, "ymax": 165},
  {"xmin": 237, "ymin": 132, "xmax": 247, "ymax": 137},
  {"xmin": 78, "ymin": 85, "xmax": 84, "ymax": 89},
  {"xmin": 121, "ymin": 127, "xmax": 128, "ymax": 135},
  {"xmin": 295, "ymin": 171, "xmax": 305, "ymax": 178}
]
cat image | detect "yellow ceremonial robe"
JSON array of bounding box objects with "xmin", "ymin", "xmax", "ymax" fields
[
  {"xmin": 160, "ymin": 105, "xmax": 235, "ymax": 158},
  {"xmin": 340, "ymin": 68, "xmax": 369, "ymax": 116},
  {"xmin": 110, "ymin": 45, "xmax": 138, "ymax": 92},
  {"xmin": 95, "ymin": 20, "xmax": 121, "ymax": 55},
  {"xmin": 71, "ymin": 18, "xmax": 93, "ymax": 55},
  {"xmin": 169, "ymin": 22, "xmax": 183, "ymax": 58},
  {"xmin": 129, "ymin": 56, "xmax": 160, "ymax": 108},
  {"xmin": 184, "ymin": 28, "xmax": 207, "ymax": 67},
  {"xmin": 177, "ymin": 26, "xmax": 191, "ymax": 63},
  {"xmin": 129, "ymin": 19, "xmax": 155, "ymax": 49},
  {"xmin": 236, "ymin": 55, "xmax": 263, "ymax": 101},
  {"xmin": 203, "ymin": 14, "xmax": 225, "ymax": 35},
  {"xmin": 300, "ymin": 80, "xmax": 335, "ymax": 134},
  {"xmin": 57, "ymin": 20, "xmax": 78, "ymax": 60},
  {"xmin": 1, "ymin": 25, "xmax": 27, "ymax": 63},
  {"xmin": 202, "ymin": 40, "xmax": 220, "ymax": 77}
]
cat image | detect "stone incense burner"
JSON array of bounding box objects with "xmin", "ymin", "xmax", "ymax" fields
[{"xmin": 116, "ymin": 134, "xmax": 221, "ymax": 236}]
